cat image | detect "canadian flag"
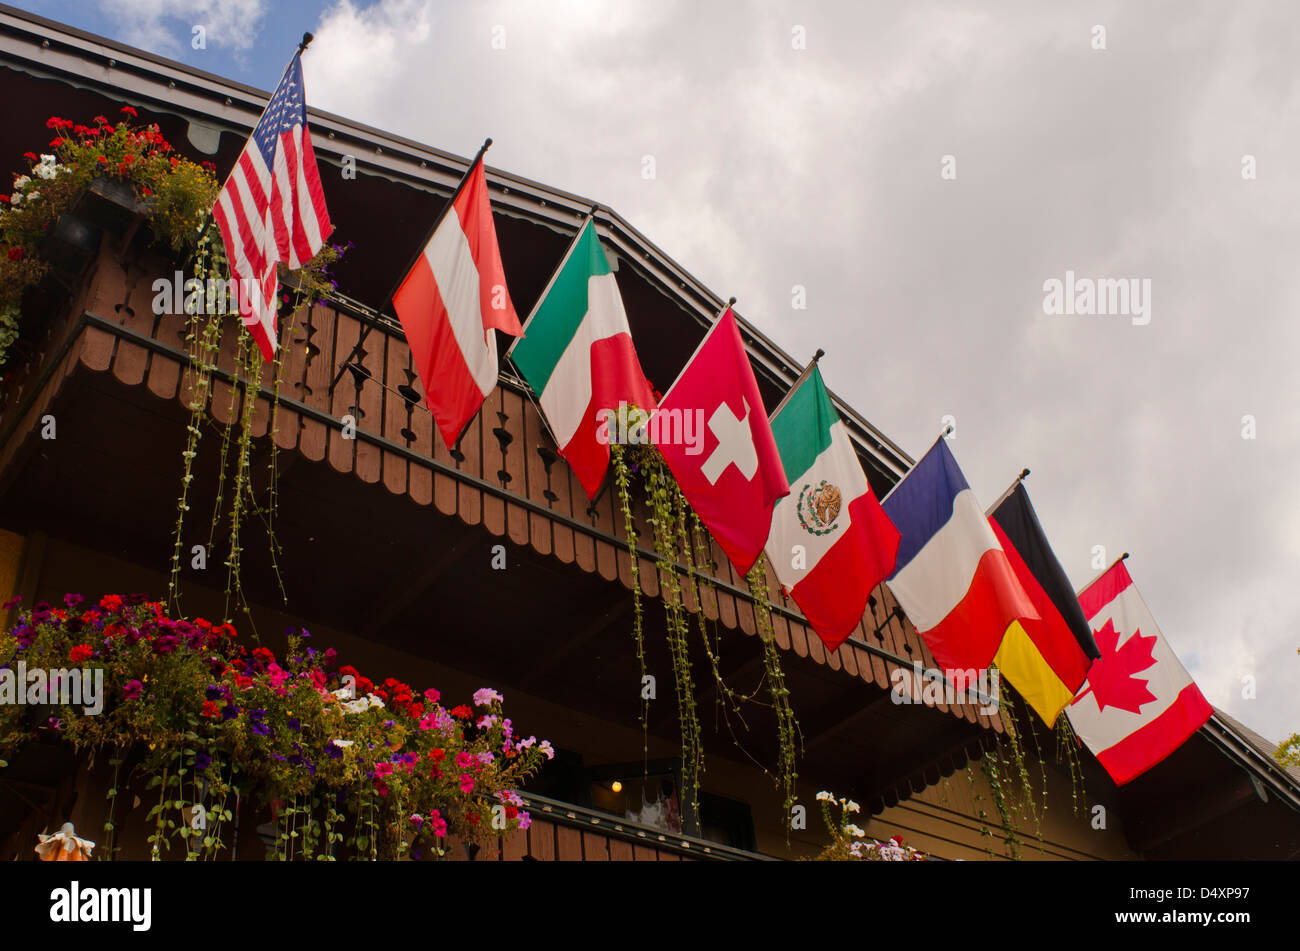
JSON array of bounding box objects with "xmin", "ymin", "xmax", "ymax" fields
[
  {"xmin": 1066, "ymin": 560, "xmax": 1212, "ymax": 785},
  {"xmin": 652, "ymin": 308, "xmax": 790, "ymax": 575}
]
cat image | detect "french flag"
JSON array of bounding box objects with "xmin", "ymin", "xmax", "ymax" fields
[{"xmin": 881, "ymin": 439, "xmax": 1038, "ymax": 673}]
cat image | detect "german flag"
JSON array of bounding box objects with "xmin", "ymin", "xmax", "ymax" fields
[{"xmin": 988, "ymin": 483, "xmax": 1100, "ymax": 725}]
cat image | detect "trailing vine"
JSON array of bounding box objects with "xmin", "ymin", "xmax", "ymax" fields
[
  {"xmin": 610, "ymin": 444, "xmax": 648, "ymax": 769},
  {"xmin": 165, "ymin": 218, "xmax": 343, "ymax": 626},
  {"xmin": 745, "ymin": 556, "xmax": 802, "ymax": 831},
  {"xmin": 641, "ymin": 456, "xmax": 704, "ymax": 815},
  {"xmin": 1054, "ymin": 712, "xmax": 1088, "ymax": 817},
  {"xmin": 609, "ymin": 433, "xmax": 803, "ymax": 837}
]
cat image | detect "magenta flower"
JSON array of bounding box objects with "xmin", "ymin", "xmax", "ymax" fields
[
  {"xmin": 458, "ymin": 773, "xmax": 475, "ymax": 794},
  {"xmin": 374, "ymin": 761, "xmax": 394, "ymax": 778},
  {"xmin": 429, "ymin": 809, "xmax": 448, "ymax": 837},
  {"xmin": 122, "ymin": 679, "xmax": 143, "ymax": 700}
]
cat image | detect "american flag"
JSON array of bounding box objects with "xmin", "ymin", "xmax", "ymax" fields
[{"xmin": 212, "ymin": 52, "xmax": 332, "ymax": 362}]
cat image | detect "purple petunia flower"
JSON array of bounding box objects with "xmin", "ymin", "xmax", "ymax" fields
[
  {"xmin": 205, "ymin": 684, "xmax": 223, "ymax": 701},
  {"xmin": 194, "ymin": 752, "xmax": 211, "ymax": 771},
  {"xmin": 63, "ymin": 593, "xmax": 83, "ymax": 609},
  {"xmin": 123, "ymin": 679, "xmax": 143, "ymax": 700},
  {"xmin": 287, "ymin": 717, "xmax": 301, "ymax": 732},
  {"xmin": 221, "ymin": 704, "xmax": 240, "ymax": 720}
]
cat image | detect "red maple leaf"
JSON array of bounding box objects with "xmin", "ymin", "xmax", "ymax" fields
[{"xmin": 1078, "ymin": 618, "xmax": 1158, "ymax": 714}]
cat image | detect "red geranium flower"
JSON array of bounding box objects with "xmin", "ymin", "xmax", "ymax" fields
[
  {"xmin": 49, "ymin": 138, "xmax": 64, "ymax": 148},
  {"xmin": 450, "ymin": 705, "xmax": 473, "ymax": 720},
  {"xmin": 428, "ymin": 748, "xmax": 445, "ymax": 762},
  {"xmin": 0, "ymin": 196, "xmax": 8, "ymax": 203},
  {"xmin": 68, "ymin": 644, "xmax": 93, "ymax": 663},
  {"xmin": 201, "ymin": 700, "xmax": 220, "ymax": 719},
  {"xmin": 22, "ymin": 151, "xmax": 37, "ymax": 161},
  {"xmin": 120, "ymin": 106, "xmax": 137, "ymax": 117},
  {"xmin": 505, "ymin": 805, "xmax": 519, "ymax": 820},
  {"xmin": 96, "ymin": 156, "xmax": 108, "ymax": 165},
  {"xmin": 93, "ymin": 115, "xmax": 108, "ymax": 125},
  {"xmin": 466, "ymin": 811, "xmax": 479, "ymax": 826},
  {"xmin": 7, "ymin": 247, "xmax": 24, "ymax": 261},
  {"xmin": 99, "ymin": 594, "xmax": 123, "ymax": 613}
]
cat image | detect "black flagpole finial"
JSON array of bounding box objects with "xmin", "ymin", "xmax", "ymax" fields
[{"xmin": 298, "ymin": 32, "xmax": 315, "ymax": 53}]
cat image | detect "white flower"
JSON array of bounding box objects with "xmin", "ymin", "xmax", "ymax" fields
[
  {"xmin": 9, "ymin": 193, "xmax": 21, "ymax": 206},
  {"xmin": 848, "ymin": 841, "xmax": 866, "ymax": 858},
  {"xmin": 13, "ymin": 175, "xmax": 29, "ymax": 189},
  {"xmin": 845, "ymin": 800, "xmax": 860, "ymax": 814},
  {"xmin": 816, "ymin": 791, "xmax": 833, "ymax": 802},
  {"xmin": 35, "ymin": 156, "xmax": 60, "ymax": 180},
  {"xmin": 331, "ymin": 687, "xmax": 354, "ymax": 700},
  {"xmin": 365, "ymin": 693, "xmax": 385, "ymax": 709},
  {"xmin": 26, "ymin": 190, "xmax": 40, "ymax": 202},
  {"xmin": 331, "ymin": 739, "xmax": 353, "ymax": 748},
  {"xmin": 844, "ymin": 824, "xmax": 866, "ymax": 838}
]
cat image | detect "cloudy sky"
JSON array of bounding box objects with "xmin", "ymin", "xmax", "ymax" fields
[{"xmin": 19, "ymin": 0, "xmax": 1299, "ymax": 744}]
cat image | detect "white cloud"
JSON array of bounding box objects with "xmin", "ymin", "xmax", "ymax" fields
[
  {"xmin": 97, "ymin": 0, "xmax": 267, "ymax": 54},
  {"xmin": 302, "ymin": 0, "xmax": 1300, "ymax": 743}
]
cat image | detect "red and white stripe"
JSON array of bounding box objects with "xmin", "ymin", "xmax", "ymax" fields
[
  {"xmin": 392, "ymin": 158, "xmax": 522, "ymax": 450},
  {"xmin": 213, "ymin": 124, "xmax": 331, "ymax": 362}
]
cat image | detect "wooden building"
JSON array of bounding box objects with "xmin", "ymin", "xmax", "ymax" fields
[{"xmin": 0, "ymin": 5, "xmax": 1296, "ymax": 861}]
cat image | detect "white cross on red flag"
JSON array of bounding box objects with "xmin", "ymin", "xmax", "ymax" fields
[{"xmin": 652, "ymin": 307, "xmax": 790, "ymax": 575}]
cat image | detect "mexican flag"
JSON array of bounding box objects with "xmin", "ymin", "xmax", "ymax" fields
[
  {"xmin": 510, "ymin": 219, "xmax": 657, "ymax": 499},
  {"xmin": 765, "ymin": 366, "xmax": 900, "ymax": 650}
]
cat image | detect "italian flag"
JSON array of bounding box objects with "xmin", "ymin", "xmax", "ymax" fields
[
  {"xmin": 765, "ymin": 367, "xmax": 900, "ymax": 650},
  {"xmin": 510, "ymin": 219, "xmax": 657, "ymax": 499}
]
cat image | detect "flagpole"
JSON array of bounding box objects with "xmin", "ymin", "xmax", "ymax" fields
[
  {"xmin": 656, "ymin": 297, "xmax": 736, "ymax": 404},
  {"xmin": 211, "ymin": 33, "xmax": 316, "ymax": 212},
  {"xmin": 330, "ymin": 137, "xmax": 494, "ymax": 394},
  {"xmin": 505, "ymin": 203, "xmax": 599, "ymax": 360},
  {"xmin": 985, "ymin": 468, "xmax": 1031, "ymax": 516},
  {"xmin": 1076, "ymin": 551, "xmax": 1129, "ymax": 597},
  {"xmin": 380, "ymin": 136, "xmax": 493, "ymax": 315},
  {"xmin": 767, "ymin": 348, "xmax": 825, "ymax": 421},
  {"xmin": 877, "ymin": 424, "xmax": 953, "ymax": 506}
]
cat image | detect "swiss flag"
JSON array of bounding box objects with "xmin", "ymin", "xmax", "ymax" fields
[
  {"xmin": 1065, "ymin": 560, "xmax": 1212, "ymax": 785},
  {"xmin": 653, "ymin": 308, "xmax": 790, "ymax": 575}
]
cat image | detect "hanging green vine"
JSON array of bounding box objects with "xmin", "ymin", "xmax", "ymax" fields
[
  {"xmin": 610, "ymin": 444, "xmax": 649, "ymax": 769},
  {"xmin": 166, "ymin": 218, "xmax": 343, "ymax": 625},
  {"xmin": 641, "ymin": 456, "xmax": 704, "ymax": 815},
  {"xmin": 1054, "ymin": 712, "xmax": 1088, "ymax": 817},
  {"xmin": 745, "ymin": 556, "xmax": 803, "ymax": 830}
]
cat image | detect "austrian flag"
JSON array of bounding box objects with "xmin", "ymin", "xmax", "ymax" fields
[
  {"xmin": 393, "ymin": 155, "xmax": 523, "ymax": 450},
  {"xmin": 653, "ymin": 308, "xmax": 789, "ymax": 575},
  {"xmin": 1066, "ymin": 560, "xmax": 1212, "ymax": 785}
]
